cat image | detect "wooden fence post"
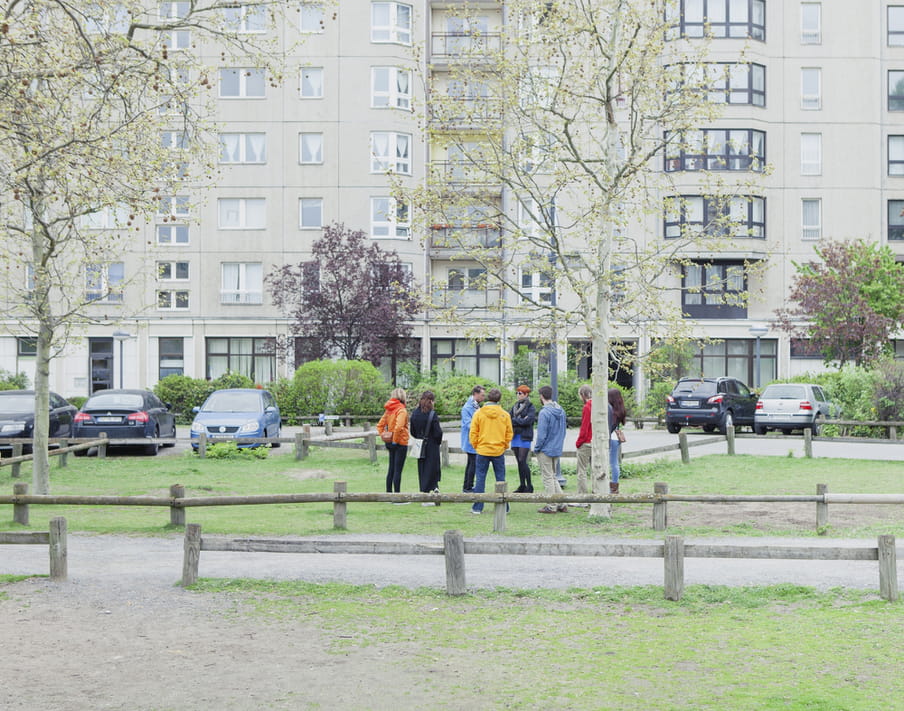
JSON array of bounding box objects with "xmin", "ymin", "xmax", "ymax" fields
[
  {"xmin": 13, "ymin": 482, "xmax": 28, "ymax": 526},
  {"xmin": 49, "ymin": 516, "xmax": 67, "ymax": 580},
  {"xmin": 333, "ymin": 480, "xmax": 347, "ymax": 530},
  {"xmin": 726, "ymin": 426, "xmax": 735, "ymax": 455},
  {"xmin": 653, "ymin": 482, "xmax": 669, "ymax": 531},
  {"xmin": 878, "ymin": 535, "xmax": 898, "ymax": 602},
  {"xmin": 294, "ymin": 431, "xmax": 304, "ymax": 460},
  {"xmin": 98, "ymin": 433, "xmax": 108, "ymax": 459},
  {"xmin": 197, "ymin": 431, "xmax": 206, "ymax": 459},
  {"xmin": 816, "ymin": 483, "xmax": 828, "ymax": 534},
  {"xmin": 345, "ymin": 412, "xmax": 352, "ymax": 427},
  {"xmin": 493, "ymin": 480, "xmax": 507, "ymax": 533},
  {"xmin": 182, "ymin": 523, "xmax": 202, "ymax": 586},
  {"xmin": 365, "ymin": 424, "xmax": 377, "ymax": 464},
  {"xmin": 58, "ymin": 439, "xmax": 68, "ymax": 468},
  {"xmin": 663, "ymin": 535, "xmax": 684, "ymax": 601},
  {"xmin": 325, "ymin": 419, "xmax": 333, "ymax": 435},
  {"xmin": 444, "ymin": 529, "xmax": 467, "ymax": 595},
  {"xmin": 11, "ymin": 443, "xmax": 22, "ymax": 478},
  {"xmin": 440, "ymin": 439, "xmax": 449, "ymax": 468},
  {"xmin": 170, "ymin": 484, "xmax": 185, "ymax": 528},
  {"xmin": 803, "ymin": 428, "xmax": 813, "ymax": 458},
  {"xmin": 890, "ymin": 425, "xmax": 898, "ymax": 441},
  {"xmin": 678, "ymin": 432, "xmax": 690, "ymax": 464}
]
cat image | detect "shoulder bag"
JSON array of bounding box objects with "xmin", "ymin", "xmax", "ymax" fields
[{"xmin": 408, "ymin": 410, "xmax": 434, "ymax": 459}]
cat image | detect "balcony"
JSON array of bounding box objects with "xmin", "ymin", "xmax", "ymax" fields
[
  {"xmin": 431, "ymin": 286, "xmax": 502, "ymax": 311},
  {"xmin": 430, "ymin": 32, "xmax": 502, "ymax": 63},
  {"xmin": 429, "ymin": 161, "xmax": 501, "ymax": 191},
  {"xmin": 428, "ymin": 97, "xmax": 503, "ymax": 127},
  {"xmin": 430, "ymin": 225, "xmax": 501, "ymax": 256}
]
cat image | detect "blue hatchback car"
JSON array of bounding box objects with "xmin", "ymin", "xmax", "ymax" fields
[{"xmin": 190, "ymin": 388, "xmax": 281, "ymax": 448}]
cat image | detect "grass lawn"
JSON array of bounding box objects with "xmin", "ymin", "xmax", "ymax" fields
[{"xmin": 1, "ymin": 446, "xmax": 903, "ymax": 538}]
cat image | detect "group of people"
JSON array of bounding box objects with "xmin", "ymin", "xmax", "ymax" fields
[{"xmin": 377, "ymin": 383, "xmax": 627, "ymax": 514}]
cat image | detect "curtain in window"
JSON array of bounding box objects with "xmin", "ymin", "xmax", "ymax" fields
[
  {"xmin": 246, "ymin": 133, "xmax": 266, "ymax": 162},
  {"xmin": 301, "ymin": 69, "xmax": 322, "ymax": 96},
  {"xmin": 219, "ymin": 199, "xmax": 240, "ymax": 227},
  {"xmin": 301, "ymin": 133, "xmax": 322, "ymax": 162},
  {"xmin": 220, "ymin": 134, "xmax": 240, "ymax": 162},
  {"xmin": 372, "ymin": 133, "xmax": 389, "ymax": 169},
  {"xmin": 396, "ymin": 70, "xmax": 410, "ymax": 106},
  {"xmin": 395, "ymin": 134, "xmax": 409, "ymax": 167},
  {"xmin": 222, "ymin": 263, "xmax": 240, "ymax": 302},
  {"xmin": 684, "ymin": 265, "xmax": 702, "ymax": 305},
  {"xmin": 245, "ymin": 199, "xmax": 265, "ymax": 228},
  {"xmin": 802, "ymin": 199, "xmax": 821, "ymax": 238}
]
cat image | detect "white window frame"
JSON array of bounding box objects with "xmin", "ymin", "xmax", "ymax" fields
[
  {"xmin": 218, "ymin": 132, "xmax": 267, "ymax": 164},
  {"xmin": 890, "ymin": 6, "xmax": 904, "ymax": 46},
  {"xmin": 370, "ymin": 197, "xmax": 410, "ymax": 239},
  {"xmin": 299, "ymin": 198, "xmax": 324, "ymax": 229},
  {"xmin": 299, "ymin": 132, "xmax": 324, "ymax": 164},
  {"xmin": 157, "ymin": 261, "xmax": 190, "ymax": 281},
  {"xmin": 220, "ymin": 262, "xmax": 263, "ymax": 304},
  {"xmin": 81, "ymin": 205, "xmax": 130, "ymax": 230},
  {"xmin": 156, "ymin": 224, "xmax": 189, "ymax": 244},
  {"xmin": 159, "ymin": 2, "xmax": 191, "ymax": 49},
  {"xmin": 890, "ymin": 135, "xmax": 904, "ymax": 175},
  {"xmin": 371, "ymin": 67, "xmax": 411, "ymax": 109},
  {"xmin": 801, "ymin": 198, "xmax": 822, "ymax": 240},
  {"xmin": 371, "ymin": 2, "xmax": 412, "ymax": 45},
  {"xmin": 519, "ymin": 268, "xmax": 553, "ymax": 305},
  {"xmin": 370, "ymin": 131, "xmax": 411, "ymax": 174},
  {"xmin": 223, "ymin": 4, "xmax": 268, "ymax": 33},
  {"xmin": 800, "ymin": 133, "xmax": 822, "ymax": 175},
  {"xmin": 299, "ymin": 3, "xmax": 324, "ymax": 33},
  {"xmin": 219, "ymin": 68, "xmax": 266, "ymax": 98},
  {"xmin": 800, "ymin": 3, "xmax": 821, "ymax": 44},
  {"xmin": 801, "ymin": 67, "xmax": 821, "ymax": 110},
  {"xmin": 86, "ymin": 263, "xmax": 125, "ymax": 303},
  {"xmin": 300, "ymin": 67, "xmax": 324, "ymax": 98},
  {"xmin": 157, "ymin": 194, "xmax": 190, "ymax": 218},
  {"xmin": 218, "ymin": 198, "xmax": 266, "ymax": 229},
  {"xmin": 157, "ymin": 289, "xmax": 190, "ymax": 311}
]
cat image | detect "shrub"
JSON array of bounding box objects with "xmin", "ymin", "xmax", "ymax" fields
[
  {"xmin": 292, "ymin": 360, "xmax": 390, "ymax": 417},
  {"xmin": 643, "ymin": 381, "xmax": 673, "ymax": 421},
  {"xmin": 873, "ymin": 359, "xmax": 904, "ymax": 421},
  {"xmin": 201, "ymin": 442, "xmax": 269, "ymax": 459},
  {"xmin": 68, "ymin": 396, "xmax": 88, "ymax": 410},
  {"xmin": 210, "ymin": 372, "xmax": 255, "ymax": 390},
  {"xmin": 154, "ymin": 375, "xmax": 213, "ymax": 423},
  {"xmin": 0, "ymin": 369, "xmax": 29, "ymax": 390},
  {"xmin": 264, "ymin": 377, "xmax": 297, "ymax": 423}
]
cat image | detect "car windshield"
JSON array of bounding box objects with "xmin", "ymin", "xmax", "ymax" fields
[
  {"xmin": 762, "ymin": 385, "xmax": 806, "ymax": 399},
  {"xmin": 86, "ymin": 394, "xmax": 144, "ymax": 409},
  {"xmin": 202, "ymin": 392, "xmax": 262, "ymax": 413},
  {"xmin": 0, "ymin": 395, "xmax": 35, "ymax": 412},
  {"xmin": 673, "ymin": 380, "xmax": 716, "ymax": 396}
]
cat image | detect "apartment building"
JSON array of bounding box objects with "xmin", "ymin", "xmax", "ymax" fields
[{"xmin": 2, "ymin": 1, "xmax": 904, "ymax": 398}]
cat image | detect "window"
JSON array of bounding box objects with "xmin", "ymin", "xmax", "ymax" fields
[
  {"xmin": 156, "ymin": 224, "xmax": 188, "ymax": 245},
  {"xmin": 223, "ymin": 4, "xmax": 267, "ymax": 33},
  {"xmin": 299, "ymin": 3, "xmax": 324, "ymax": 32},
  {"xmin": 370, "ymin": 132, "xmax": 411, "ymax": 174},
  {"xmin": 789, "ymin": 338, "xmax": 822, "ymax": 359},
  {"xmin": 86, "ymin": 263, "xmax": 125, "ymax": 303},
  {"xmin": 206, "ymin": 337, "xmax": 275, "ymax": 381},
  {"xmin": 372, "ymin": 67, "xmax": 411, "ymax": 109},
  {"xmin": 300, "ymin": 67, "xmax": 323, "ymax": 98},
  {"xmin": 157, "ymin": 194, "xmax": 190, "ymax": 217},
  {"xmin": 801, "ymin": 68, "xmax": 821, "ymax": 109},
  {"xmin": 371, "ymin": 197, "xmax": 410, "ymax": 238},
  {"xmin": 371, "ymin": 2, "xmax": 412, "ymax": 44},
  {"xmin": 690, "ymin": 339, "xmax": 776, "ymax": 382},
  {"xmin": 218, "ymin": 198, "xmax": 266, "ymax": 229},
  {"xmin": 299, "ymin": 198, "xmax": 323, "ymax": 229},
  {"xmin": 682, "ymin": 262, "xmax": 746, "ymax": 319},
  {"xmin": 220, "ymin": 263, "xmax": 263, "ymax": 304},
  {"xmin": 520, "ymin": 268, "xmax": 553, "ymax": 305},
  {"xmin": 159, "ymin": 337, "xmax": 184, "ymax": 378},
  {"xmin": 801, "ymin": 3, "xmax": 821, "ymax": 43},
  {"xmin": 18, "ymin": 337, "xmax": 37, "ymax": 356},
  {"xmin": 219, "ymin": 68, "xmax": 266, "ymax": 98},
  {"xmin": 888, "ymin": 200, "xmax": 904, "ymax": 240},
  {"xmin": 81, "ymin": 205, "xmax": 129, "ymax": 230},
  {"xmin": 431, "ymin": 338, "xmax": 499, "ymax": 381},
  {"xmin": 157, "ymin": 290, "xmax": 189, "ymax": 310},
  {"xmin": 219, "ymin": 133, "xmax": 267, "ymax": 163},
  {"xmin": 159, "ymin": 1, "xmax": 190, "ymax": 49},
  {"xmin": 668, "ymin": 0, "xmax": 765, "ymax": 40},
  {"xmin": 889, "ymin": 71, "xmax": 904, "ymax": 111},
  {"xmin": 688, "ymin": 63, "xmax": 765, "ymax": 106},
  {"xmin": 890, "ymin": 136, "xmax": 904, "ymax": 175},
  {"xmin": 801, "ymin": 199, "xmax": 822, "ymax": 240},
  {"xmin": 85, "ymin": 3, "xmax": 131, "ymax": 34},
  {"xmin": 890, "ymin": 6, "xmax": 904, "ymax": 46},
  {"xmin": 448, "ymin": 267, "xmax": 486, "ymax": 291},
  {"xmin": 800, "ymin": 133, "xmax": 822, "ymax": 175},
  {"xmin": 665, "ymin": 196, "xmax": 766, "ymax": 239},
  {"xmin": 157, "ymin": 261, "xmax": 189, "ymax": 280},
  {"xmin": 299, "ymin": 133, "xmax": 323, "ymax": 163},
  {"xmin": 664, "ymin": 129, "xmax": 766, "ymax": 172}
]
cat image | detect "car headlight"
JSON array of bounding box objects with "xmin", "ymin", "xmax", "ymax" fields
[
  {"xmin": 238, "ymin": 421, "xmax": 260, "ymax": 434},
  {"xmin": 1, "ymin": 422, "xmax": 26, "ymax": 434},
  {"xmin": 190, "ymin": 421, "xmax": 205, "ymax": 434}
]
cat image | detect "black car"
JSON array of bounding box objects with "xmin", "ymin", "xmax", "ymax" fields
[
  {"xmin": 0, "ymin": 389, "xmax": 77, "ymax": 454},
  {"xmin": 665, "ymin": 377, "xmax": 758, "ymax": 434},
  {"xmin": 72, "ymin": 389, "xmax": 177, "ymax": 456}
]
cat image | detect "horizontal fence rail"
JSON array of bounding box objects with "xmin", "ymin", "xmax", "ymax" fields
[
  {"xmin": 179, "ymin": 525, "xmax": 899, "ymax": 602},
  {"xmin": 0, "ymin": 516, "xmax": 67, "ymax": 579}
]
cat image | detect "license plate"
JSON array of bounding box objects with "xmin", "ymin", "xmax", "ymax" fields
[
  {"xmin": 96, "ymin": 416, "xmax": 121, "ymax": 423},
  {"xmin": 210, "ymin": 433, "xmax": 232, "ymax": 439},
  {"xmin": 680, "ymin": 400, "xmax": 700, "ymax": 408}
]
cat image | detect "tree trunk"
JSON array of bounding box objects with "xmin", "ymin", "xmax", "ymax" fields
[{"xmin": 32, "ymin": 325, "xmax": 53, "ymax": 495}]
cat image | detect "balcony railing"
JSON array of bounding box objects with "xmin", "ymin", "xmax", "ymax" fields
[
  {"xmin": 429, "ymin": 161, "xmax": 500, "ymax": 188},
  {"xmin": 431, "ymin": 32, "xmax": 502, "ymax": 59},
  {"xmin": 431, "ymin": 287, "xmax": 502, "ymax": 310},
  {"xmin": 428, "ymin": 97, "xmax": 503, "ymax": 125},
  {"xmin": 430, "ymin": 225, "xmax": 501, "ymax": 252}
]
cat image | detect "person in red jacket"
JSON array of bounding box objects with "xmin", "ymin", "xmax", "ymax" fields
[
  {"xmin": 575, "ymin": 385, "xmax": 593, "ymax": 497},
  {"xmin": 377, "ymin": 388, "xmax": 410, "ymax": 498}
]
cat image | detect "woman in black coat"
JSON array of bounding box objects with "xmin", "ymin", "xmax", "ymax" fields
[
  {"xmin": 509, "ymin": 384, "xmax": 537, "ymax": 493},
  {"xmin": 409, "ymin": 390, "xmax": 444, "ymax": 504}
]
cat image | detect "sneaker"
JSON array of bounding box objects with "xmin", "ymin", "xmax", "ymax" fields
[
  {"xmin": 537, "ymin": 506, "xmax": 557, "ymax": 514},
  {"xmin": 421, "ymin": 502, "xmax": 435, "ymax": 507},
  {"xmin": 470, "ymin": 509, "xmax": 482, "ymax": 515},
  {"xmin": 557, "ymin": 504, "xmax": 569, "ymax": 512}
]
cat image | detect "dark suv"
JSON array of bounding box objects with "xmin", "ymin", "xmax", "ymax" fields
[{"xmin": 665, "ymin": 377, "xmax": 758, "ymax": 434}]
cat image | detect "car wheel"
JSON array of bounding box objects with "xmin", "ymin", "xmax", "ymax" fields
[
  {"xmin": 666, "ymin": 422, "xmax": 681, "ymax": 434},
  {"xmin": 781, "ymin": 428, "xmax": 793, "ymax": 436},
  {"xmin": 270, "ymin": 424, "xmax": 281, "ymax": 448},
  {"xmin": 811, "ymin": 415, "xmax": 824, "ymax": 436},
  {"xmin": 702, "ymin": 425, "xmax": 716, "ymax": 433},
  {"xmin": 162, "ymin": 422, "xmax": 177, "ymax": 447},
  {"xmin": 144, "ymin": 427, "xmax": 159, "ymax": 456},
  {"xmin": 718, "ymin": 411, "xmax": 733, "ymax": 435},
  {"xmin": 754, "ymin": 424, "xmax": 767, "ymax": 435},
  {"xmin": 74, "ymin": 447, "xmax": 88, "ymax": 457}
]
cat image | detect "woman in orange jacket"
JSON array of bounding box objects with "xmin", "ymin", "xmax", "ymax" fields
[{"xmin": 377, "ymin": 388, "xmax": 410, "ymax": 497}]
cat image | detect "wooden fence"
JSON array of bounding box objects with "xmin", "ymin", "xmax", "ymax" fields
[
  {"xmin": 0, "ymin": 516, "xmax": 67, "ymax": 580},
  {"xmin": 179, "ymin": 524, "xmax": 899, "ymax": 602}
]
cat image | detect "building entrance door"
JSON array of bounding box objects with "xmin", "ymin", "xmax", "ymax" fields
[{"xmin": 89, "ymin": 338, "xmax": 114, "ymax": 393}]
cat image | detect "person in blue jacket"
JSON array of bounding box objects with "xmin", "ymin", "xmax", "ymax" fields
[
  {"xmin": 533, "ymin": 385, "xmax": 568, "ymax": 514},
  {"xmin": 459, "ymin": 385, "xmax": 485, "ymax": 492}
]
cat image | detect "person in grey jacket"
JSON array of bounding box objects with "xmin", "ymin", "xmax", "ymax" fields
[{"xmin": 533, "ymin": 385, "xmax": 568, "ymax": 514}]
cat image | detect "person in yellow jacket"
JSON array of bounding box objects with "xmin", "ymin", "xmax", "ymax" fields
[
  {"xmin": 468, "ymin": 388, "xmax": 513, "ymax": 514},
  {"xmin": 377, "ymin": 388, "xmax": 409, "ymax": 498}
]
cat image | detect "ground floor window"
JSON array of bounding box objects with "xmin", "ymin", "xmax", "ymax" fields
[
  {"xmin": 691, "ymin": 338, "xmax": 776, "ymax": 386},
  {"xmin": 431, "ymin": 338, "xmax": 499, "ymax": 382},
  {"xmin": 206, "ymin": 337, "xmax": 275, "ymax": 383},
  {"xmin": 378, "ymin": 338, "xmax": 421, "ymax": 385},
  {"xmin": 159, "ymin": 338, "xmax": 184, "ymax": 379}
]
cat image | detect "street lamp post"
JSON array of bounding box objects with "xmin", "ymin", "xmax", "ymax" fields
[
  {"xmin": 749, "ymin": 324, "xmax": 769, "ymax": 389},
  {"xmin": 112, "ymin": 330, "xmax": 131, "ymax": 389}
]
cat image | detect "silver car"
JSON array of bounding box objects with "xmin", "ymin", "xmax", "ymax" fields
[{"xmin": 754, "ymin": 383, "xmax": 838, "ymax": 435}]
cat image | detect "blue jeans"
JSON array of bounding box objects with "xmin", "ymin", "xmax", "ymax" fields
[
  {"xmin": 472, "ymin": 454, "xmax": 506, "ymax": 512},
  {"xmin": 609, "ymin": 438, "xmax": 621, "ymax": 484}
]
